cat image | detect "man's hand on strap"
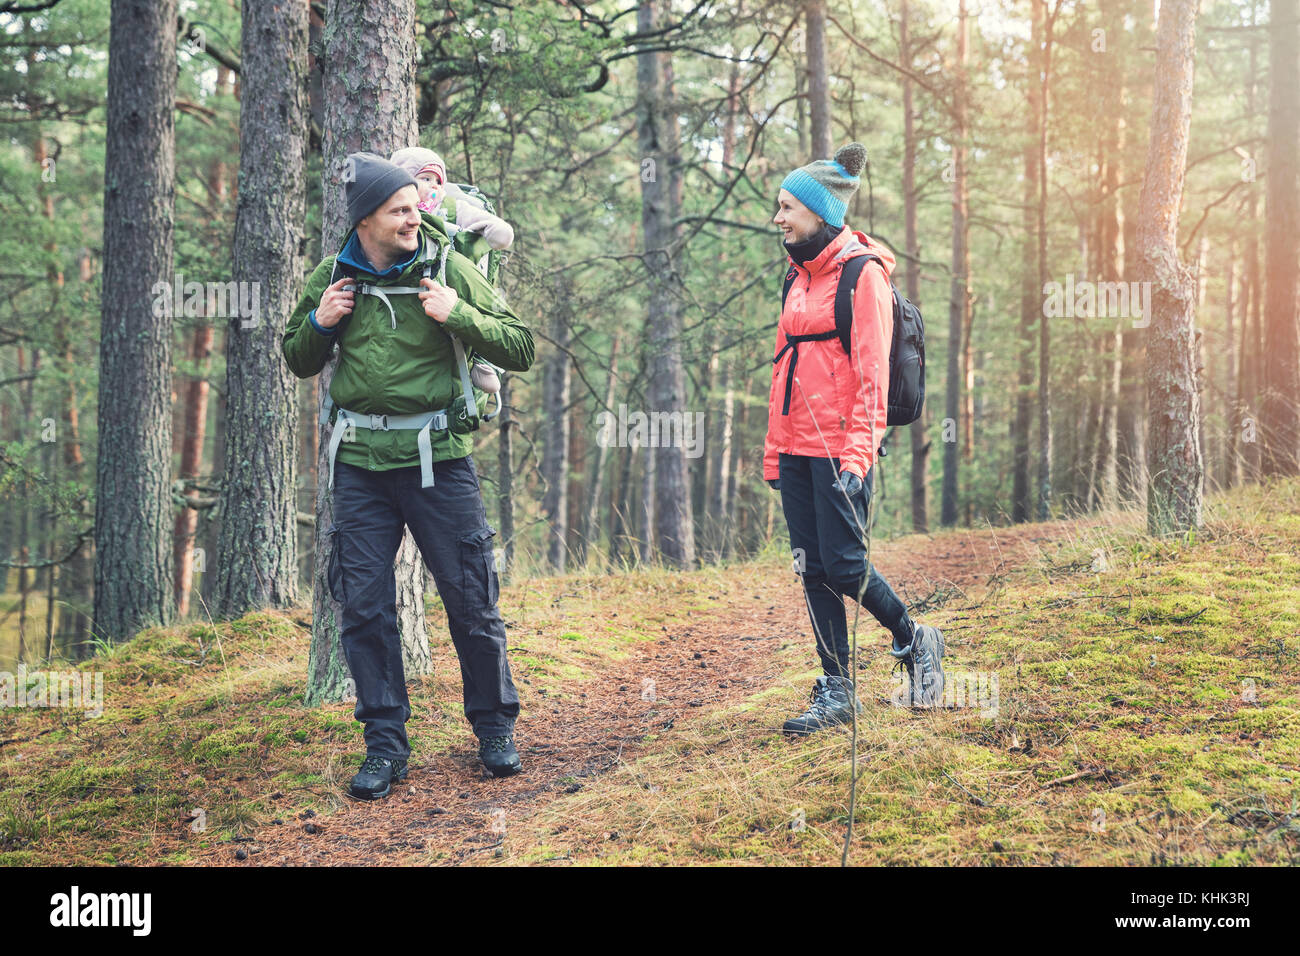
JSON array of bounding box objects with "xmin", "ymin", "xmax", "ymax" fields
[
  {"xmin": 419, "ymin": 276, "xmax": 459, "ymax": 323},
  {"xmin": 315, "ymin": 277, "xmax": 355, "ymax": 329}
]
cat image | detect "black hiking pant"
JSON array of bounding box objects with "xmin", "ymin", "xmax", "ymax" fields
[
  {"xmin": 778, "ymin": 453, "xmax": 914, "ymax": 680},
  {"xmin": 327, "ymin": 456, "xmax": 519, "ymax": 761}
]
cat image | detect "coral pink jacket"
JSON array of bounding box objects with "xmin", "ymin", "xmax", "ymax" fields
[{"xmin": 763, "ymin": 226, "xmax": 895, "ymax": 481}]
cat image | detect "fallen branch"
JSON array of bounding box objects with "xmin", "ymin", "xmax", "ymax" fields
[
  {"xmin": 1041, "ymin": 767, "xmax": 1113, "ymax": 788},
  {"xmin": 943, "ymin": 770, "xmax": 990, "ymax": 807}
]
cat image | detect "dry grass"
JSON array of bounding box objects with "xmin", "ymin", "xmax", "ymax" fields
[{"xmin": 1, "ymin": 478, "xmax": 1296, "ymax": 866}]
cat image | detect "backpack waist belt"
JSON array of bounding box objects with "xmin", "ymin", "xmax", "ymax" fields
[
  {"xmin": 326, "ymin": 405, "xmax": 451, "ymax": 491},
  {"xmin": 773, "ymin": 329, "xmax": 841, "ymax": 416}
]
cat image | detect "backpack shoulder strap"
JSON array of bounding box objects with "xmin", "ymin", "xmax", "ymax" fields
[
  {"xmin": 834, "ymin": 253, "xmax": 873, "ymax": 354},
  {"xmin": 780, "ymin": 263, "xmax": 797, "ymax": 312}
]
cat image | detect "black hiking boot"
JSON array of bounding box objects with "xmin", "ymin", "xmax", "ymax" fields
[
  {"xmin": 782, "ymin": 675, "xmax": 862, "ymax": 736},
  {"xmin": 890, "ymin": 621, "xmax": 946, "ymax": 707},
  {"xmin": 348, "ymin": 754, "xmax": 408, "ymax": 800},
  {"xmin": 478, "ymin": 735, "xmax": 522, "ymax": 777}
]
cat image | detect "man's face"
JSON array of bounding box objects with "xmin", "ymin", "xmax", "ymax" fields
[
  {"xmin": 773, "ymin": 188, "xmax": 823, "ymax": 244},
  {"xmin": 358, "ymin": 185, "xmax": 421, "ymax": 256}
]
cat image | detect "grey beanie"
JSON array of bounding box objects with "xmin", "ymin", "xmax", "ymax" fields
[
  {"xmin": 343, "ymin": 152, "xmax": 418, "ymax": 229},
  {"xmin": 779, "ymin": 142, "xmax": 868, "ymax": 228}
]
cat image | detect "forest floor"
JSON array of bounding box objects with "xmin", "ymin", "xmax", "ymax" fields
[{"xmin": 1, "ymin": 479, "xmax": 1298, "ymax": 866}]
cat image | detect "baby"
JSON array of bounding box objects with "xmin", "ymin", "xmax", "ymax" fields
[
  {"xmin": 389, "ymin": 146, "xmax": 514, "ymax": 250},
  {"xmin": 390, "ymin": 145, "xmax": 513, "ymax": 397}
]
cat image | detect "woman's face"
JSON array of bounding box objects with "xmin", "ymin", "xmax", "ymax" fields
[
  {"xmin": 416, "ymin": 169, "xmax": 445, "ymax": 207},
  {"xmin": 773, "ymin": 188, "xmax": 823, "ymax": 244}
]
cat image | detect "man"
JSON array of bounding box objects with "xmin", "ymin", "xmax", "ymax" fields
[
  {"xmin": 282, "ymin": 153, "xmax": 534, "ymax": 799},
  {"xmin": 764, "ymin": 142, "xmax": 945, "ymax": 734}
]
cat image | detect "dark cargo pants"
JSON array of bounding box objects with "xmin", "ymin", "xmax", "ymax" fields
[
  {"xmin": 778, "ymin": 453, "xmax": 914, "ymax": 680},
  {"xmin": 326, "ymin": 456, "xmax": 519, "ymax": 760}
]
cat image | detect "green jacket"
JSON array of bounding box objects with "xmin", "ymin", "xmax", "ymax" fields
[{"xmin": 281, "ymin": 212, "xmax": 533, "ymax": 471}]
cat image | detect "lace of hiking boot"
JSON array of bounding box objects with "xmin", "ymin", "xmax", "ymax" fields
[
  {"xmin": 797, "ymin": 680, "xmax": 837, "ymax": 720},
  {"xmin": 482, "ymin": 736, "xmax": 513, "ymax": 752},
  {"xmin": 359, "ymin": 755, "xmax": 391, "ymax": 775}
]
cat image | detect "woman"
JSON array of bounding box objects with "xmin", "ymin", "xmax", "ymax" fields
[{"xmin": 764, "ymin": 142, "xmax": 946, "ymax": 734}]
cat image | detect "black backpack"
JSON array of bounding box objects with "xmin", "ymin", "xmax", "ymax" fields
[{"xmin": 780, "ymin": 251, "xmax": 926, "ymax": 445}]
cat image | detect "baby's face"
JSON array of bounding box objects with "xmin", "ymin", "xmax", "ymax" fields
[{"xmin": 416, "ymin": 170, "xmax": 445, "ymax": 207}]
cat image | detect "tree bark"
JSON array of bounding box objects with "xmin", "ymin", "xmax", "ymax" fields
[
  {"xmin": 581, "ymin": 335, "xmax": 619, "ymax": 565},
  {"xmin": 1013, "ymin": 0, "xmax": 1041, "ymax": 523},
  {"xmin": 899, "ymin": 0, "xmax": 930, "ymax": 533},
  {"xmin": 1036, "ymin": 0, "xmax": 1057, "ymax": 521},
  {"xmin": 1092, "ymin": 45, "xmax": 1125, "ymax": 511},
  {"xmin": 173, "ymin": 321, "xmax": 214, "ymax": 616},
  {"xmin": 93, "ymin": 0, "xmax": 178, "ymax": 644},
  {"xmin": 942, "ymin": 0, "xmax": 971, "ymax": 526},
  {"xmin": 637, "ymin": 0, "xmax": 695, "ymax": 567},
  {"xmin": 805, "ymin": 0, "xmax": 832, "ymax": 159},
  {"xmin": 541, "ymin": 295, "xmax": 572, "ymax": 572},
  {"xmin": 307, "ymin": 0, "xmax": 425, "ymax": 706},
  {"xmin": 1224, "ymin": 242, "xmax": 1240, "ymax": 489},
  {"xmin": 214, "ymin": 0, "xmax": 309, "ymax": 620},
  {"xmin": 172, "ymin": 66, "xmax": 228, "ymax": 618},
  {"xmin": 1137, "ymin": 0, "xmax": 1203, "ymax": 536},
  {"xmin": 1261, "ymin": 0, "xmax": 1300, "ymax": 476}
]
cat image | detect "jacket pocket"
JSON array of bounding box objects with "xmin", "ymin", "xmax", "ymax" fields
[
  {"xmin": 459, "ymin": 526, "xmax": 499, "ymax": 611},
  {"xmin": 325, "ymin": 522, "xmax": 346, "ymax": 605}
]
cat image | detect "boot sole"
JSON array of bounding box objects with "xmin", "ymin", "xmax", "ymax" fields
[
  {"xmin": 482, "ymin": 758, "xmax": 523, "ymax": 778},
  {"xmin": 782, "ymin": 709, "xmax": 861, "ymax": 736}
]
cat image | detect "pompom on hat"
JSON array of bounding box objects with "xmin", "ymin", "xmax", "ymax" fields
[{"xmin": 779, "ymin": 142, "xmax": 867, "ymax": 229}]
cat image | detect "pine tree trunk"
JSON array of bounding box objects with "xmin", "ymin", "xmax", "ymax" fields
[
  {"xmin": 34, "ymin": 129, "xmax": 82, "ymax": 655},
  {"xmin": 173, "ymin": 322, "xmax": 214, "ymax": 616},
  {"xmin": 1117, "ymin": 192, "xmax": 1147, "ymax": 504},
  {"xmin": 582, "ymin": 335, "xmax": 619, "ymax": 565},
  {"xmin": 1243, "ymin": 192, "xmax": 1263, "ymax": 480},
  {"xmin": 307, "ymin": 0, "xmax": 425, "ymax": 706},
  {"xmin": 63, "ymin": 250, "xmax": 96, "ymax": 655},
  {"xmin": 93, "ymin": 0, "xmax": 178, "ymax": 644},
  {"xmin": 942, "ymin": 0, "xmax": 970, "ymax": 526},
  {"xmin": 1224, "ymin": 243, "xmax": 1240, "ymax": 489},
  {"xmin": 1239, "ymin": 24, "xmax": 1264, "ymax": 482},
  {"xmin": 637, "ymin": 1, "xmax": 695, "ymax": 567},
  {"xmin": 805, "ymin": 0, "xmax": 832, "ymax": 159},
  {"xmin": 900, "ymin": 0, "xmax": 930, "ymax": 533},
  {"xmin": 705, "ymin": 352, "xmax": 735, "ymax": 561},
  {"xmin": 214, "ymin": 0, "xmax": 309, "ymax": 620},
  {"xmin": 200, "ymin": 363, "xmax": 226, "ymax": 607},
  {"xmin": 1261, "ymin": 0, "xmax": 1300, "ymax": 476},
  {"xmin": 1013, "ymin": 0, "xmax": 1041, "ymax": 523},
  {"xmin": 1036, "ymin": 0, "xmax": 1056, "ymax": 521},
  {"xmin": 541, "ymin": 299, "xmax": 572, "ymax": 573},
  {"xmin": 173, "ymin": 66, "xmax": 229, "ymax": 618},
  {"xmin": 1137, "ymin": 0, "xmax": 1203, "ymax": 536},
  {"xmin": 566, "ymin": 397, "xmax": 586, "ymax": 561},
  {"xmin": 1095, "ymin": 67, "xmax": 1125, "ymax": 510}
]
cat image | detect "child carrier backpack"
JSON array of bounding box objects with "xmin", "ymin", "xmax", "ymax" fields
[{"xmin": 444, "ymin": 183, "xmax": 507, "ymax": 286}]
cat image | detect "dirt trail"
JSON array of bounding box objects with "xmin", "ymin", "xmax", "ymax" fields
[{"xmin": 186, "ymin": 520, "xmax": 1085, "ymax": 865}]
